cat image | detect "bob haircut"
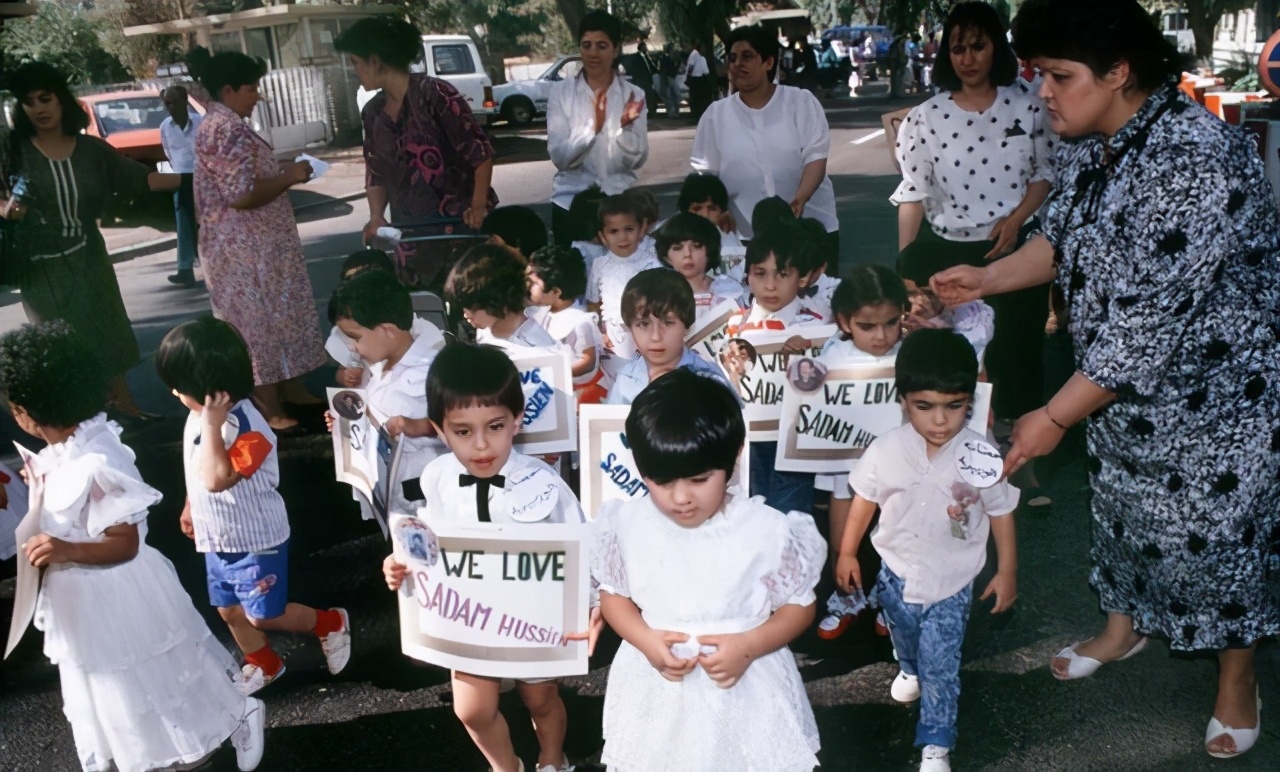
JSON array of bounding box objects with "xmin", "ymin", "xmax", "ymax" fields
[
  {"xmin": 528, "ymin": 245, "xmax": 588, "ymax": 300},
  {"xmin": 745, "ymin": 220, "xmax": 805, "ymax": 272},
  {"xmin": 1012, "ymin": 0, "xmax": 1191, "ymax": 93},
  {"xmin": 9, "ymin": 62, "xmax": 90, "ymax": 137},
  {"xmin": 656, "ymin": 212, "xmax": 722, "ymax": 272},
  {"xmin": 725, "ymin": 24, "xmax": 781, "ymax": 81},
  {"xmin": 155, "ymin": 316, "xmax": 256, "ymax": 403},
  {"xmin": 482, "ymin": 206, "xmax": 549, "ymax": 258},
  {"xmin": 426, "ymin": 343, "xmax": 525, "ymax": 426},
  {"xmin": 621, "ymin": 268, "xmax": 696, "ymax": 328},
  {"xmin": 567, "ymin": 185, "xmax": 608, "ymax": 242},
  {"xmin": 185, "ymin": 47, "xmax": 267, "ymax": 101},
  {"xmin": 832, "ymin": 265, "xmax": 909, "ymax": 340},
  {"xmin": 334, "ymin": 16, "xmax": 423, "ymax": 72},
  {"xmin": 578, "ymin": 9, "xmax": 622, "ymax": 47},
  {"xmin": 894, "ymin": 328, "xmax": 978, "ymax": 397},
  {"xmin": 444, "ymin": 243, "xmax": 529, "ymax": 317},
  {"xmin": 340, "ymin": 248, "xmax": 395, "ymax": 281},
  {"xmin": 0, "ymin": 321, "xmax": 105, "ymax": 429},
  {"xmin": 677, "ymin": 172, "xmax": 730, "ymax": 212},
  {"xmin": 931, "ymin": 1, "xmax": 1019, "ymax": 92},
  {"xmin": 328, "ymin": 269, "xmax": 413, "ymax": 330},
  {"xmin": 627, "ymin": 367, "xmax": 745, "ymax": 485},
  {"xmin": 597, "ymin": 193, "xmax": 646, "ymax": 230}
]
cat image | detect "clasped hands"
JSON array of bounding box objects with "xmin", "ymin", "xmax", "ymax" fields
[{"xmin": 640, "ymin": 627, "xmax": 756, "ymax": 688}]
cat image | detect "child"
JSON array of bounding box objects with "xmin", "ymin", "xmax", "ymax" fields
[
  {"xmin": 814, "ymin": 266, "xmax": 909, "ymax": 640},
  {"xmin": 585, "ymin": 194, "xmax": 660, "ymax": 364},
  {"xmin": 591, "ymin": 368, "xmax": 823, "ymax": 770},
  {"xmin": 678, "ymin": 171, "xmax": 747, "ymax": 268},
  {"xmin": 605, "ymin": 268, "xmax": 734, "ymax": 405},
  {"xmin": 835, "ymin": 329, "xmax": 1019, "ymax": 772},
  {"xmin": 795, "ymin": 217, "xmax": 840, "ymax": 323},
  {"xmin": 527, "ymin": 244, "xmax": 607, "ymax": 404},
  {"xmin": 750, "ymin": 194, "xmax": 795, "ymax": 241},
  {"xmin": 482, "ymin": 205, "xmax": 549, "ymax": 259},
  {"xmin": 445, "ymin": 244, "xmax": 559, "ymax": 348},
  {"xmin": 326, "ymin": 248, "xmax": 399, "ymax": 388},
  {"xmin": 382, "ymin": 343, "xmax": 585, "ymax": 772},
  {"xmin": 156, "ymin": 317, "xmax": 352, "ymax": 695},
  {"xmin": 898, "ymin": 247, "xmax": 995, "ymax": 362},
  {"xmin": 656, "ymin": 212, "xmax": 744, "ymax": 323},
  {"xmin": 566, "ymin": 185, "xmax": 607, "ymax": 264},
  {"xmin": 2, "ymin": 321, "xmax": 266, "ymax": 772}
]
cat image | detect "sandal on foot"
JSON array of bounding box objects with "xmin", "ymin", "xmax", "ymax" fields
[
  {"xmin": 1052, "ymin": 636, "xmax": 1148, "ymax": 681},
  {"xmin": 1205, "ymin": 688, "xmax": 1261, "ymax": 759},
  {"xmin": 817, "ymin": 612, "xmax": 853, "ymax": 640}
]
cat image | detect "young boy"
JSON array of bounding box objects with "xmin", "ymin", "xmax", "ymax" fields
[
  {"xmin": 794, "ymin": 217, "xmax": 839, "ymax": 323},
  {"xmin": 585, "ymin": 194, "xmax": 659, "ymax": 365},
  {"xmin": 445, "ymin": 244, "xmax": 559, "ymax": 349},
  {"xmin": 527, "ymin": 244, "xmax": 607, "ymax": 403},
  {"xmin": 156, "ymin": 317, "xmax": 351, "ymax": 696},
  {"xmin": 835, "ymin": 329, "xmax": 1019, "ymax": 772},
  {"xmin": 381, "ymin": 343, "xmax": 586, "ymax": 772},
  {"xmin": 605, "ymin": 268, "xmax": 735, "ymax": 405}
]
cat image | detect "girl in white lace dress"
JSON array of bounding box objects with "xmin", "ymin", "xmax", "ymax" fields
[
  {"xmin": 591, "ymin": 368, "xmax": 825, "ymax": 771},
  {"xmin": 1, "ymin": 322, "xmax": 264, "ymax": 772}
]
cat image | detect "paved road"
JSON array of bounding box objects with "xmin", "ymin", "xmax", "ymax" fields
[{"xmin": 1, "ymin": 100, "xmax": 1278, "ymax": 771}]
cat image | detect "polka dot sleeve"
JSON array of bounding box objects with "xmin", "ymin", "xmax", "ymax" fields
[{"xmin": 889, "ymin": 106, "xmax": 932, "ymax": 205}]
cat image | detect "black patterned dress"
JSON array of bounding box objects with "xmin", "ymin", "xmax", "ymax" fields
[{"xmin": 1040, "ymin": 84, "xmax": 1280, "ymax": 651}]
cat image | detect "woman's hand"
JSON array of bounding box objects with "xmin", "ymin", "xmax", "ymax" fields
[
  {"xmin": 24, "ymin": 534, "xmax": 75, "ymax": 567},
  {"xmin": 283, "ymin": 160, "xmax": 314, "ymax": 185},
  {"xmin": 697, "ymin": 633, "xmax": 757, "ymax": 688},
  {"xmin": 789, "ymin": 196, "xmax": 808, "ymax": 218},
  {"xmin": 593, "ymin": 88, "xmax": 608, "ymax": 134},
  {"xmin": 362, "ymin": 215, "xmax": 388, "ymax": 246},
  {"xmin": 383, "ymin": 554, "xmax": 409, "ymax": 591},
  {"xmin": 462, "ymin": 197, "xmax": 490, "ymax": 229},
  {"xmin": 202, "ymin": 392, "xmax": 233, "ymax": 430},
  {"xmin": 984, "ymin": 211, "xmax": 1029, "ymax": 260},
  {"xmin": 930, "ymin": 264, "xmax": 988, "ymax": 306},
  {"xmin": 620, "ymin": 96, "xmax": 644, "ymax": 128},
  {"xmin": 641, "ymin": 629, "xmax": 699, "ymax": 682},
  {"xmin": 1003, "ymin": 407, "xmax": 1067, "ymax": 478}
]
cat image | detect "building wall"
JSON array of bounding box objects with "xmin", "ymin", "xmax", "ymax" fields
[{"xmin": 1213, "ymin": 4, "xmax": 1280, "ymax": 72}]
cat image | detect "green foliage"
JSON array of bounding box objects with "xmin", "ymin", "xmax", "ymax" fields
[{"xmin": 1, "ymin": 0, "xmax": 130, "ymax": 85}]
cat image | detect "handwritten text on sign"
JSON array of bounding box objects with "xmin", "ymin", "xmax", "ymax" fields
[
  {"xmin": 504, "ymin": 346, "xmax": 577, "ymax": 454},
  {"xmin": 686, "ymin": 299, "xmax": 741, "ymax": 364},
  {"xmin": 738, "ymin": 326, "xmax": 838, "ymax": 442}
]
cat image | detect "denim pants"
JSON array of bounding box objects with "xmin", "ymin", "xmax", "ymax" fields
[
  {"xmin": 872, "ymin": 565, "xmax": 972, "ymax": 749},
  {"xmin": 174, "ymin": 173, "xmax": 198, "ymax": 271},
  {"xmin": 749, "ymin": 442, "xmax": 815, "ymax": 514}
]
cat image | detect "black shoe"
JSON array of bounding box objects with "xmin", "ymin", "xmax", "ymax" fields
[{"xmin": 168, "ymin": 269, "xmax": 196, "ymax": 288}]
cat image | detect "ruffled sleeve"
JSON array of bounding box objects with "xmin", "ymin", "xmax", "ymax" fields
[
  {"xmin": 590, "ymin": 501, "xmax": 630, "ymax": 601},
  {"xmin": 43, "ymin": 453, "xmax": 162, "ymax": 538},
  {"xmin": 889, "ymin": 104, "xmax": 934, "ymax": 206},
  {"xmin": 763, "ymin": 513, "xmax": 826, "ymax": 610}
]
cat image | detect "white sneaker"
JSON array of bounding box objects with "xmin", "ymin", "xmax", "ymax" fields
[
  {"xmin": 890, "ymin": 670, "xmax": 920, "ymax": 703},
  {"xmin": 920, "ymin": 744, "xmax": 950, "ymax": 772},
  {"xmin": 230, "ymin": 697, "xmax": 266, "ymax": 771},
  {"xmin": 234, "ymin": 662, "xmax": 285, "ymax": 696},
  {"xmin": 535, "ymin": 757, "xmax": 573, "ymax": 772},
  {"xmin": 320, "ymin": 608, "xmax": 351, "ymax": 675}
]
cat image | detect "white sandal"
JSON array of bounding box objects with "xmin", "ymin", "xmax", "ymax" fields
[
  {"xmin": 1051, "ymin": 636, "xmax": 1149, "ymax": 681},
  {"xmin": 1205, "ymin": 688, "xmax": 1261, "ymax": 759}
]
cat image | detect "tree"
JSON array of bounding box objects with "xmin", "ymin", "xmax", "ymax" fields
[
  {"xmin": 95, "ymin": 0, "xmax": 183, "ymax": 78},
  {"xmin": 1184, "ymin": 1, "xmax": 1254, "ymax": 60},
  {"xmin": 0, "ymin": 0, "xmax": 130, "ymax": 84}
]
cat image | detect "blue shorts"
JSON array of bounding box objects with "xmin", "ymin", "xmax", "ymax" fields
[{"xmin": 205, "ymin": 540, "xmax": 290, "ymax": 620}]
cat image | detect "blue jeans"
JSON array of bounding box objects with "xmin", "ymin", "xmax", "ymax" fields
[
  {"xmin": 749, "ymin": 442, "xmax": 815, "ymax": 514},
  {"xmin": 872, "ymin": 565, "xmax": 972, "ymax": 749},
  {"xmin": 174, "ymin": 173, "xmax": 198, "ymax": 271}
]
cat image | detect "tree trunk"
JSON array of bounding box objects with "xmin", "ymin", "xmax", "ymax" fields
[
  {"xmin": 1186, "ymin": 4, "xmax": 1221, "ymax": 64},
  {"xmin": 556, "ymin": 0, "xmax": 587, "ymax": 38}
]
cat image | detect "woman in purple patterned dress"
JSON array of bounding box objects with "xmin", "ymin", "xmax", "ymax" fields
[{"xmin": 188, "ymin": 48, "xmax": 327, "ymax": 431}]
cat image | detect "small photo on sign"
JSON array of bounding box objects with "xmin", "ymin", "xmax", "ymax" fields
[
  {"xmin": 787, "ymin": 357, "xmax": 827, "ymax": 394},
  {"xmin": 395, "ymin": 518, "xmax": 439, "ymax": 566},
  {"xmin": 331, "ymin": 390, "xmax": 365, "ymax": 421},
  {"xmin": 717, "ymin": 337, "xmax": 758, "ymax": 391}
]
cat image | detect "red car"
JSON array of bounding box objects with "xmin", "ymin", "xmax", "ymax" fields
[{"xmin": 79, "ymin": 90, "xmax": 206, "ymax": 170}]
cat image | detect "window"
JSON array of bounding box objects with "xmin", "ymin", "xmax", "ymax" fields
[
  {"xmin": 311, "ymin": 19, "xmax": 340, "ymax": 59},
  {"xmin": 244, "ymin": 28, "xmax": 276, "ymax": 69},
  {"xmin": 553, "ymin": 59, "xmax": 582, "ymax": 81},
  {"xmin": 92, "ymin": 97, "xmax": 168, "ymax": 136},
  {"xmin": 210, "ymin": 31, "xmax": 241, "ymax": 55},
  {"xmin": 433, "ymin": 44, "xmax": 476, "ymax": 76},
  {"xmin": 275, "ymin": 23, "xmax": 304, "ymax": 69}
]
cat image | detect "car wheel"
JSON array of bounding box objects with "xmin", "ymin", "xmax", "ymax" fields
[{"xmin": 503, "ymin": 97, "xmax": 535, "ymax": 126}]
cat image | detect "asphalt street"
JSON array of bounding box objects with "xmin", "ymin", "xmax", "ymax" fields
[{"xmin": 1, "ymin": 101, "xmax": 1278, "ymax": 771}]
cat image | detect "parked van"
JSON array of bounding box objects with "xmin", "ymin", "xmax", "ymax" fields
[{"xmin": 356, "ymin": 34, "xmax": 497, "ymax": 120}]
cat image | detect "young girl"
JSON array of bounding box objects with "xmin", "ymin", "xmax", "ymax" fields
[
  {"xmin": 1, "ymin": 321, "xmax": 265, "ymax": 772},
  {"xmin": 445, "ymin": 244, "xmax": 560, "ymax": 348},
  {"xmin": 592, "ymin": 368, "xmax": 823, "ymax": 770},
  {"xmin": 656, "ymin": 212, "xmax": 744, "ymax": 324}
]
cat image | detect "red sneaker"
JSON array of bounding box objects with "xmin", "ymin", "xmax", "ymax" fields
[{"xmin": 816, "ymin": 612, "xmax": 854, "ymax": 640}]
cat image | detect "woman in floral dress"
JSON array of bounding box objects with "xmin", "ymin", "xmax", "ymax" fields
[{"xmin": 187, "ymin": 48, "xmax": 326, "ymax": 431}]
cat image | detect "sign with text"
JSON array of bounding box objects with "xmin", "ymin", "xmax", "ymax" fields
[
  {"xmin": 735, "ymin": 326, "xmax": 839, "ymax": 442},
  {"xmin": 503, "ymin": 346, "xmax": 577, "ymax": 455},
  {"xmin": 6, "ymin": 444, "xmax": 42, "ymax": 659},
  {"xmin": 390, "ymin": 515, "xmax": 590, "ymax": 679},
  {"xmin": 328, "ymin": 388, "xmax": 404, "ymax": 538},
  {"xmin": 686, "ymin": 299, "xmax": 741, "ymax": 364}
]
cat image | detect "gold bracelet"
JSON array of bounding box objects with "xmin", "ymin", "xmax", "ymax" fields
[{"xmin": 1044, "ymin": 405, "xmax": 1069, "ymax": 431}]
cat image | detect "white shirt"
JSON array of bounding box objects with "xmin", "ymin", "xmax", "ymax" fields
[
  {"xmin": 692, "ymin": 86, "xmax": 838, "ymax": 237},
  {"xmin": 585, "ymin": 247, "xmax": 661, "ymax": 359},
  {"xmin": 686, "ymin": 49, "xmax": 710, "ymax": 78},
  {"xmin": 849, "ymin": 424, "xmax": 1019, "ymax": 604},
  {"xmin": 326, "ymin": 317, "xmax": 441, "ymax": 385},
  {"xmin": 798, "ymin": 274, "xmax": 839, "ymax": 323},
  {"xmin": 548, "ymin": 74, "xmax": 649, "ymax": 210},
  {"xmin": 476, "ymin": 317, "xmax": 560, "ymax": 349},
  {"xmin": 418, "ymin": 452, "xmax": 584, "ymax": 525},
  {"xmin": 572, "ymin": 239, "xmax": 607, "ymax": 265},
  {"xmin": 726, "ymin": 297, "xmax": 821, "ymax": 336},
  {"xmin": 160, "ymin": 112, "xmax": 203, "ymax": 174},
  {"xmin": 890, "ymin": 84, "xmax": 1057, "ymax": 241},
  {"xmin": 529, "ymin": 305, "xmax": 602, "ymax": 385}
]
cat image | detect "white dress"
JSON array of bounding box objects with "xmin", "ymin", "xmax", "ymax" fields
[
  {"xmin": 32, "ymin": 415, "xmax": 247, "ymax": 772},
  {"xmin": 592, "ymin": 494, "xmax": 825, "ymax": 771}
]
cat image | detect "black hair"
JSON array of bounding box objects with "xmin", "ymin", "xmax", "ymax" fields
[
  {"xmin": 745, "ymin": 220, "xmax": 804, "ymax": 272},
  {"xmin": 725, "ymin": 24, "xmax": 781, "ymax": 81},
  {"xmin": 677, "ymin": 172, "xmax": 730, "ymax": 212},
  {"xmin": 481, "ymin": 206, "xmax": 548, "ymax": 258},
  {"xmin": 723, "ymin": 338, "xmax": 758, "ymax": 367},
  {"xmin": 155, "ymin": 316, "xmax": 256, "ymax": 403},
  {"xmin": 897, "ymin": 242, "xmax": 963, "ymax": 288},
  {"xmin": 626, "ymin": 368, "xmax": 745, "ymax": 484},
  {"xmin": 1012, "ymin": 0, "xmax": 1190, "ymax": 93},
  {"xmin": 751, "ymin": 195, "xmax": 794, "ymax": 238},
  {"xmin": 340, "ymin": 248, "xmax": 395, "ymax": 281},
  {"xmin": 426, "ymin": 342, "xmax": 525, "ymax": 426},
  {"xmin": 598, "ymin": 193, "xmax": 645, "ymax": 230},
  {"xmin": 444, "ymin": 244, "xmax": 529, "ymax": 317},
  {"xmin": 832, "ymin": 266, "xmax": 909, "ymax": 340},
  {"xmin": 185, "ymin": 47, "xmax": 267, "ymax": 102},
  {"xmin": 328, "ymin": 269, "xmax": 413, "ymax": 330},
  {"xmin": 333, "ymin": 16, "xmax": 423, "ymax": 71},
  {"xmin": 578, "ymin": 9, "xmax": 622, "ymax": 47},
  {"xmin": 623, "ymin": 187, "xmax": 660, "ymax": 228},
  {"xmin": 621, "ymin": 268, "xmax": 696, "ymax": 328},
  {"xmin": 931, "ymin": 1, "xmax": 1019, "ymax": 92},
  {"xmin": 528, "ymin": 245, "xmax": 588, "ymax": 300},
  {"xmin": 894, "ymin": 329, "xmax": 978, "ymax": 396},
  {"xmin": 0, "ymin": 321, "xmax": 106, "ymax": 428},
  {"xmin": 656, "ymin": 212, "xmax": 722, "ymax": 273},
  {"xmin": 566, "ymin": 185, "xmax": 607, "ymax": 243},
  {"xmin": 791, "ymin": 218, "xmax": 830, "ymax": 275},
  {"xmin": 8, "ymin": 62, "xmax": 89, "ymax": 138}
]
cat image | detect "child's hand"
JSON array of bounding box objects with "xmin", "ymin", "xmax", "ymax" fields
[
  {"xmin": 834, "ymin": 553, "xmax": 862, "ymax": 595},
  {"xmin": 981, "ymin": 569, "xmax": 1017, "ymax": 613},
  {"xmin": 180, "ymin": 500, "xmax": 195, "ymax": 540},
  {"xmin": 324, "ymin": 410, "xmax": 336, "ymax": 434},
  {"xmin": 202, "ymin": 391, "xmax": 232, "ymax": 429},
  {"xmin": 697, "ymin": 632, "xmax": 756, "ymax": 688},
  {"xmin": 563, "ymin": 606, "xmax": 604, "ymax": 656},
  {"xmin": 717, "ymin": 209, "xmax": 738, "ymax": 234},
  {"xmin": 23, "ymin": 534, "xmax": 74, "ymax": 567},
  {"xmin": 781, "ymin": 335, "xmax": 809, "ymax": 355},
  {"xmin": 335, "ymin": 366, "xmax": 363, "ymax": 388},
  {"xmin": 642, "ymin": 629, "xmax": 699, "ymax": 682},
  {"xmin": 385, "ymin": 416, "xmax": 407, "ymax": 439},
  {"xmin": 383, "ymin": 554, "xmax": 409, "ymax": 591}
]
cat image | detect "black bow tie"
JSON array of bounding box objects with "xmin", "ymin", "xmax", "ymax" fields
[{"xmin": 459, "ymin": 474, "xmax": 506, "ymax": 523}]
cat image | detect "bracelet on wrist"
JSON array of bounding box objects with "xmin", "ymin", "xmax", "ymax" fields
[{"xmin": 1044, "ymin": 405, "xmax": 1069, "ymax": 431}]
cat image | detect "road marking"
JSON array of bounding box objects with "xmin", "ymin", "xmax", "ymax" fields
[{"xmin": 851, "ymin": 128, "xmax": 885, "ymax": 145}]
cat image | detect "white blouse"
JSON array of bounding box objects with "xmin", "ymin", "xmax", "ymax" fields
[{"xmin": 548, "ymin": 73, "xmax": 649, "ymax": 210}]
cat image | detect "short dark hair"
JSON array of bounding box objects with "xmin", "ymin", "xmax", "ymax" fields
[
  {"xmin": 1012, "ymin": 0, "xmax": 1190, "ymax": 93},
  {"xmin": 529, "ymin": 245, "xmax": 588, "ymax": 300},
  {"xmin": 566, "ymin": 186, "xmax": 607, "ymax": 242},
  {"xmin": 656, "ymin": 212, "xmax": 722, "ymax": 273},
  {"xmin": 897, "ymin": 241, "xmax": 963, "ymax": 287},
  {"xmin": 791, "ymin": 218, "xmax": 829, "ymax": 275},
  {"xmin": 627, "ymin": 368, "xmax": 745, "ymax": 484},
  {"xmin": 894, "ymin": 329, "xmax": 978, "ymax": 397},
  {"xmin": 598, "ymin": 194, "xmax": 645, "ymax": 230},
  {"xmin": 444, "ymin": 244, "xmax": 529, "ymax": 317},
  {"xmin": 578, "ymin": 9, "xmax": 622, "ymax": 47},
  {"xmin": 185, "ymin": 47, "xmax": 267, "ymax": 101},
  {"xmin": 481, "ymin": 206, "xmax": 548, "ymax": 258},
  {"xmin": 340, "ymin": 248, "xmax": 395, "ymax": 281},
  {"xmin": 155, "ymin": 316, "xmax": 256, "ymax": 403},
  {"xmin": 832, "ymin": 265, "xmax": 909, "ymax": 339},
  {"xmin": 621, "ymin": 268, "xmax": 695, "ymax": 328},
  {"xmin": 426, "ymin": 343, "xmax": 525, "ymax": 426},
  {"xmin": 0, "ymin": 322, "xmax": 105, "ymax": 428},
  {"xmin": 726, "ymin": 24, "xmax": 781, "ymax": 81},
  {"xmin": 328, "ymin": 269, "xmax": 413, "ymax": 330},
  {"xmin": 334, "ymin": 16, "xmax": 423, "ymax": 71},
  {"xmin": 931, "ymin": 1, "xmax": 1019, "ymax": 92},
  {"xmin": 623, "ymin": 187, "xmax": 660, "ymax": 227},
  {"xmin": 8, "ymin": 62, "xmax": 89, "ymax": 138},
  {"xmin": 678, "ymin": 172, "xmax": 730, "ymax": 212},
  {"xmin": 745, "ymin": 220, "xmax": 804, "ymax": 272},
  {"xmin": 751, "ymin": 195, "xmax": 794, "ymax": 238}
]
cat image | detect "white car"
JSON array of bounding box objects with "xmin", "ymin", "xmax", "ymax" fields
[
  {"xmin": 492, "ymin": 55, "xmax": 583, "ymax": 125},
  {"xmin": 357, "ymin": 34, "xmax": 498, "ymax": 120}
]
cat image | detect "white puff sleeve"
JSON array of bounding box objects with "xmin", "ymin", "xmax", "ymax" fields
[
  {"xmin": 889, "ymin": 105, "xmax": 934, "ymax": 206},
  {"xmin": 763, "ymin": 513, "xmax": 826, "ymax": 609},
  {"xmin": 43, "ymin": 454, "xmax": 162, "ymax": 538},
  {"xmin": 794, "ymin": 88, "xmax": 832, "ymax": 166},
  {"xmin": 590, "ymin": 503, "xmax": 630, "ymax": 600},
  {"xmin": 847, "ymin": 437, "xmax": 885, "ymax": 503}
]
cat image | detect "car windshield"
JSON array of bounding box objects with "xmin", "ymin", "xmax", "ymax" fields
[{"xmin": 92, "ymin": 97, "xmax": 167, "ymax": 136}]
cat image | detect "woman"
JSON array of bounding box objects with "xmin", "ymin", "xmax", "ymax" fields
[
  {"xmin": 334, "ymin": 16, "xmax": 497, "ymax": 283},
  {"xmin": 891, "ymin": 2, "xmax": 1057, "ymax": 495},
  {"xmin": 547, "ymin": 9, "xmax": 647, "ymax": 246},
  {"xmin": 933, "ymin": 0, "xmax": 1279, "ymax": 758},
  {"xmin": 0, "ymin": 62, "xmax": 178, "ymax": 419},
  {"xmin": 187, "ymin": 48, "xmax": 326, "ymax": 431},
  {"xmin": 691, "ymin": 25, "xmax": 839, "ymax": 267}
]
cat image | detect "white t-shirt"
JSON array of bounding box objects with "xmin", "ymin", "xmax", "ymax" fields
[
  {"xmin": 548, "ymin": 74, "xmax": 649, "ymax": 210},
  {"xmin": 528, "ymin": 305, "xmax": 602, "ymax": 385},
  {"xmin": 417, "ymin": 452, "xmax": 585, "ymax": 525},
  {"xmin": 476, "ymin": 317, "xmax": 560, "ymax": 349},
  {"xmin": 691, "ymin": 86, "xmax": 839, "ymax": 237},
  {"xmin": 585, "ymin": 247, "xmax": 661, "ymax": 359},
  {"xmin": 686, "ymin": 49, "xmax": 710, "ymax": 78}
]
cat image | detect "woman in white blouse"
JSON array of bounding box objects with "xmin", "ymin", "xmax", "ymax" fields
[{"xmin": 547, "ymin": 9, "xmax": 648, "ymax": 246}]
